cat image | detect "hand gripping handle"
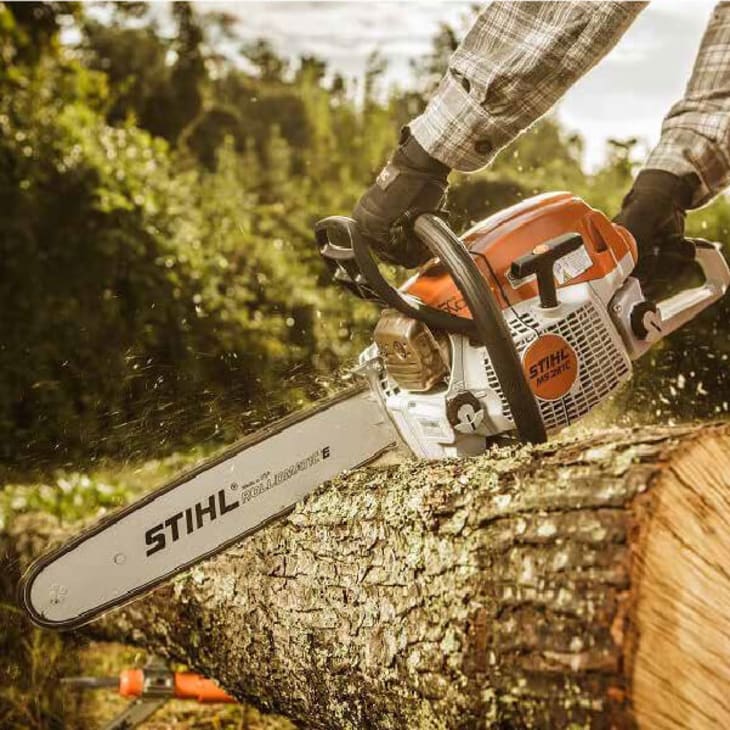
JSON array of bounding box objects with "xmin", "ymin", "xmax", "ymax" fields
[{"xmin": 655, "ymin": 238, "xmax": 730, "ymax": 336}]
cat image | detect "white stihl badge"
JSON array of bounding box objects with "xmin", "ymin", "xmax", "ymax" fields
[{"xmin": 522, "ymin": 334, "xmax": 579, "ymax": 401}]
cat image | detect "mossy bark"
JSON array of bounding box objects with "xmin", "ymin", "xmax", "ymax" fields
[{"xmin": 10, "ymin": 424, "xmax": 730, "ymax": 729}]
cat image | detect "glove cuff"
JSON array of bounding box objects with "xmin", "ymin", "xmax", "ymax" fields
[
  {"xmin": 398, "ymin": 126, "xmax": 450, "ymax": 179},
  {"xmin": 632, "ymin": 169, "xmax": 700, "ymax": 210}
]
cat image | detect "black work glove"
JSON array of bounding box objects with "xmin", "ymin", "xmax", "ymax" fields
[
  {"xmin": 614, "ymin": 169, "xmax": 700, "ymax": 290},
  {"xmin": 353, "ymin": 128, "xmax": 450, "ymax": 268}
]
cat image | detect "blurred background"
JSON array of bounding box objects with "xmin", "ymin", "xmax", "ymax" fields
[{"xmin": 1, "ymin": 2, "xmax": 728, "ymax": 728}]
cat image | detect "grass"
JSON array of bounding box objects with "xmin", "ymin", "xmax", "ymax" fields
[{"xmin": 0, "ymin": 626, "xmax": 294, "ymax": 728}]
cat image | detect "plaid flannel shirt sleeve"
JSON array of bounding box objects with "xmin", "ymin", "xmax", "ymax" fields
[
  {"xmin": 645, "ymin": 3, "xmax": 730, "ymax": 207},
  {"xmin": 409, "ymin": 1, "xmax": 646, "ymax": 172}
]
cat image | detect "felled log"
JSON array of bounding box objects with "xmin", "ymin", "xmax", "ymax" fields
[{"xmin": 10, "ymin": 423, "xmax": 730, "ymax": 729}]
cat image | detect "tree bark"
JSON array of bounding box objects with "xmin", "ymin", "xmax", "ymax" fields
[{"xmin": 9, "ymin": 423, "xmax": 730, "ymax": 729}]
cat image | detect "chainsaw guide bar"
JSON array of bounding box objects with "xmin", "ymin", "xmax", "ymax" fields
[{"xmin": 20, "ymin": 385, "xmax": 399, "ymax": 629}]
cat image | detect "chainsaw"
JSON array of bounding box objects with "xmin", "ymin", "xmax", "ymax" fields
[{"xmin": 19, "ymin": 191, "xmax": 729, "ymax": 629}]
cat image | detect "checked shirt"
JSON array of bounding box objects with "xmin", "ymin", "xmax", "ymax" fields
[{"xmin": 409, "ymin": 1, "xmax": 730, "ymax": 207}]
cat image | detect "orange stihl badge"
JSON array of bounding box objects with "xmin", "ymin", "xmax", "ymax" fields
[{"xmin": 522, "ymin": 334, "xmax": 579, "ymax": 401}]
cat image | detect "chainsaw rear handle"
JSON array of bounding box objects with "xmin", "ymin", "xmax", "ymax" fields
[
  {"xmin": 653, "ymin": 238, "xmax": 730, "ymax": 336},
  {"xmin": 315, "ymin": 214, "xmax": 547, "ymax": 444}
]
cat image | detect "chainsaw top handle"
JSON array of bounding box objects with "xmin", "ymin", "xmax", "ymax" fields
[
  {"xmin": 314, "ymin": 214, "xmax": 547, "ymax": 444},
  {"xmin": 314, "ymin": 216, "xmax": 475, "ymax": 335}
]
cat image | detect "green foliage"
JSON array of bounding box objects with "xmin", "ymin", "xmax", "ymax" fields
[
  {"xmin": 0, "ymin": 445, "xmax": 210, "ymax": 530},
  {"xmin": 0, "ymin": 473, "xmax": 131, "ymax": 529},
  {"xmin": 0, "ymin": 2, "xmax": 380, "ymax": 469},
  {"xmin": 243, "ymin": 38, "xmax": 289, "ymax": 83},
  {"xmin": 0, "ymin": 609, "xmax": 74, "ymax": 730}
]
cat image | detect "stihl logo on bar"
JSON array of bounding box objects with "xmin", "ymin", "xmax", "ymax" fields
[{"xmin": 145, "ymin": 446, "xmax": 331, "ymax": 557}]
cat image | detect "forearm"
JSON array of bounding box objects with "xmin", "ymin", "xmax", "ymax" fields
[
  {"xmin": 410, "ymin": 1, "xmax": 646, "ymax": 172},
  {"xmin": 644, "ymin": 2, "xmax": 730, "ymax": 207}
]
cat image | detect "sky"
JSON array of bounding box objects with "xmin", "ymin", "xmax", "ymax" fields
[{"xmin": 199, "ymin": 1, "xmax": 717, "ymax": 171}]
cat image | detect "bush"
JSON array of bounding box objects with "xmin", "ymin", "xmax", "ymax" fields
[{"xmin": 0, "ymin": 52, "xmax": 342, "ymax": 468}]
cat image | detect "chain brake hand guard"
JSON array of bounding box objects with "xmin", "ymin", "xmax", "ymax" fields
[{"xmin": 314, "ymin": 216, "xmax": 382, "ymax": 302}]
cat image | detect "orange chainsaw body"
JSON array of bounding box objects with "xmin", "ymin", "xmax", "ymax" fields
[{"xmin": 405, "ymin": 192, "xmax": 637, "ymax": 314}]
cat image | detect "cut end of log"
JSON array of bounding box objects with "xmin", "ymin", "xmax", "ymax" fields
[{"xmin": 630, "ymin": 432, "xmax": 730, "ymax": 729}]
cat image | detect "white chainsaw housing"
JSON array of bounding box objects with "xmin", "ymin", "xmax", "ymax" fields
[
  {"xmin": 359, "ymin": 254, "xmax": 638, "ymax": 459},
  {"xmin": 359, "ymin": 232, "xmax": 730, "ymax": 460}
]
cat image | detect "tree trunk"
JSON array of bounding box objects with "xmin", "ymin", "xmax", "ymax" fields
[{"xmin": 9, "ymin": 424, "xmax": 730, "ymax": 729}]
